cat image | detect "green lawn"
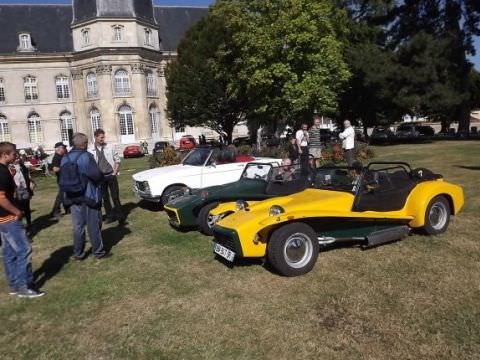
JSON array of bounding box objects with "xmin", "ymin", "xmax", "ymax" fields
[{"xmin": 1, "ymin": 141, "xmax": 479, "ymax": 359}]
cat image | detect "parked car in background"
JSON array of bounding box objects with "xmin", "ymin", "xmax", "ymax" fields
[
  {"xmin": 369, "ymin": 126, "xmax": 396, "ymax": 145},
  {"xmin": 123, "ymin": 145, "xmax": 144, "ymax": 158},
  {"xmin": 179, "ymin": 135, "xmax": 196, "ymax": 150},
  {"xmin": 232, "ymin": 136, "xmax": 253, "ymax": 147},
  {"xmin": 152, "ymin": 141, "xmax": 175, "ymax": 155},
  {"xmin": 133, "ymin": 146, "xmax": 281, "ymax": 206},
  {"xmin": 395, "ymin": 123, "xmax": 435, "ymax": 142}
]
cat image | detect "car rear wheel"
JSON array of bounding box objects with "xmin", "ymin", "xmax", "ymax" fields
[
  {"xmin": 423, "ymin": 195, "xmax": 451, "ymax": 235},
  {"xmin": 161, "ymin": 185, "xmax": 187, "ymax": 206},
  {"xmin": 197, "ymin": 202, "xmax": 220, "ymax": 236},
  {"xmin": 267, "ymin": 222, "xmax": 319, "ymax": 277}
]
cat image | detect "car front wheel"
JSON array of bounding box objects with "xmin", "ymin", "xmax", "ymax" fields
[
  {"xmin": 267, "ymin": 222, "xmax": 319, "ymax": 277},
  {"xmin": 423, "ymin": 195, "xmax": 451, "ymax": 235},
  {"xmin": 197, "ymin": 202, "xmax": 220, "ymax": 236},
  {"xmin": 161, "ymin": 185, "xmax": 187, "ymax": 206}
]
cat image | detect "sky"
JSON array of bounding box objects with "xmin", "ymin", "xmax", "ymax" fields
[{"xmin": 0, "ymin": 0, "xmax": 479, "ymax": 68}]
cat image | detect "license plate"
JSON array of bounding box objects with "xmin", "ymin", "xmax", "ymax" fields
[{"xmin": 214, "ymin": 243, "xmax": 235, "ymax": 262}]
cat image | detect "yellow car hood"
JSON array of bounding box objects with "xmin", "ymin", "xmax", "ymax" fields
[{"xmin": 217, "ymin": 188, "xmax": 355, "ymax": 229}]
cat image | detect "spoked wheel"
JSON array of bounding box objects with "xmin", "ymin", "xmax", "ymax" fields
[
  {"xmin": 267, "ymin": 223, "xmax": 319, "ymax": 277},
  {"xmin": 197, "ymin": 202, "xmax": 220, "ymax": 236},
  {"xmin": 423, "ymin": 196, "xmax": 451, "ymax": 235}
]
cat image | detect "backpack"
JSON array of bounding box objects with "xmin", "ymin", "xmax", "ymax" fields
[{"xmin": 59, "ymin": 152, "xmax": 87, "ymax": 198}]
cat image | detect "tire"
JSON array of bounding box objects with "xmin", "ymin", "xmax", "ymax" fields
[
  {"xmin": 423, "ymin": 195, "xmax": 451, "ymax": 235},
  {"xmin": 161, "ymin": 185, "xmax": 186, "ymax": 206},
  {"xmin": 197, "ymin": 202, "xmax": 220, "ymax": 236},
  {"xmin": 267, "ymin": 222, "xmax": 319, "ymax": 277}
]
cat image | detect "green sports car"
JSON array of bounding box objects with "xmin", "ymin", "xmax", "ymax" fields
[{"xmin": 164, "ymin": 161, "xmax": 309, "ymax": 235}]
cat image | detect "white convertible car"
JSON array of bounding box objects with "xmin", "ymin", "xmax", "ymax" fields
[{"xmin": 133, "ymin": 146, "xmax": 281, "ymax": 205}]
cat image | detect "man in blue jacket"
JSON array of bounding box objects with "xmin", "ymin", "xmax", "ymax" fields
[{"xmin": 61, "ymin": 133, "xmax": 111, "ymax": 260}]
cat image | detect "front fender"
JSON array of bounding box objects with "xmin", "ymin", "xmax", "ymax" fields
[
  {"xmin": 404, "ymin": 180, "xmax": 464, "ymax": 228},
  {"xmin": 210, "ymin": 201, "xmax": 261, "ymax": 216}
]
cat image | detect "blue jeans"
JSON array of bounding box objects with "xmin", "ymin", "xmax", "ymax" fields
[
  {"xmin": 1, "ymin": 220, "xmax": 33, "ymax": 290},
  {"xmin": 71, "ymin": 204, "xmax": 105, "ymax": 258}
]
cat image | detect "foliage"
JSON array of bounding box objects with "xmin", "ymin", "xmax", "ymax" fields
[
  {"xmin": 212, "ymin": 0, "xmax": 351, "ymax": 127},
  {"xmin": 149, "ymin": 146, "xmax": 182, "ymax": 168},
  {"xmin": 166, "ymin": 13, "xmax": 247, "ymax": 144}
]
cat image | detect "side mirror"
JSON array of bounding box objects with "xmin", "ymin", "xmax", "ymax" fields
[{"xmin": 208, "ymin": 162, "xmax": 216, "ymax": 168}]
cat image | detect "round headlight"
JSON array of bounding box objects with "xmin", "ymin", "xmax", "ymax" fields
[
  {"xmin": 269, "ymin": 205, "xmax": 285, "ymax": 217},
  {"xmin": 200, "ymin": 190, "xmax": 208, "ymax": 200},
  {"xmin": 236, "ymin": 200, "xmax": 248, "ymax": 211}
]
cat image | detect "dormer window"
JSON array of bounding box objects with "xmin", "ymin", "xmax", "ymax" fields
[
  {"xmin": 82, "ymin": 28, "xmax": 91, "ymax": 46},
  {"xmin": 144, "ymin": 28, "xmax": 153, "ymax": 46},
  {"xmin": 17, "ymin": 33, "xmax": 36, "ymax": 52},
  {"xmin": 113, "ymin": 25, "xmax": 124, "ymax": 42}
]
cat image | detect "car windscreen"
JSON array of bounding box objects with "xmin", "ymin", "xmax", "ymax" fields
[
  {"xmin": 182, "ymin": 148, "xmax": 211, "ymax": 166},
  {"xmin": 241, "ymin": 163, "xmax": 273, "ymax": 180},
  {"xmin": 312, "ymin": 166, "xmax": 357, "ymax": 193}
]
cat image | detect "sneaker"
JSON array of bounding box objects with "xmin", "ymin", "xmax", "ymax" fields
[
  {"xmin": 71, "ymin": 253, "xmax": 86, "ymax": 261},
  {"xmin": 16, "ymin": 288, "xmax": 45, "ymax": 298},
  {"xmin": 95, "ymin": 252, "xmax": 113, "ymax": 261},
  {"xmin": 8, "ymin": 288, "xmax": 18, "ymax": 296}
]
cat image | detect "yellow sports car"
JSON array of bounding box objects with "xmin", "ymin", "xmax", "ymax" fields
[{"xmin": 212, "ymin": 162, "xmax": 464, "ymax": 276}]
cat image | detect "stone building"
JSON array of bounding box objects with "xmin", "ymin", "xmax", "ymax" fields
[{"xmin": 0, "ymin": 0, "xmax": 210, "ymax": 150}]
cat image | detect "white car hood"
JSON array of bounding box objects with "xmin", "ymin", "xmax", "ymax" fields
[{"xmin": 132, "ymin": 164, "xmax": 200, "ymax": 182}]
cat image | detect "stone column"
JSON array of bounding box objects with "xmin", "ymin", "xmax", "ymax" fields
[
  {"xmin": 71, "ymin": 69, "xmax": 88, "ymax": 135},
  {"xmin": 130, "ymin": 62, "xmax": 149, "ymax": 142},
  {"xmin": 95, "ymin": 64, "xmax": 119, "ymax": 143}
]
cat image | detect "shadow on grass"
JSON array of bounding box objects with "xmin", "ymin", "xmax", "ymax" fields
[
  {"xmin": 29, "ymin": 214, "xmax": 59, "ymax": 239},
  {"xmin": 34, "ymin": 245, "xmax": 72, "ymax": 288},
  {"xmin": 138, "ymin": 200, "xmax": 163, "ymax": 212},
  {"xmin": 102, "ymin": 224, "xmax": 132, "ymax": 253},
  {"xmin": 455, "ymin": 165, "xmax": 480, "ymax": 171}
]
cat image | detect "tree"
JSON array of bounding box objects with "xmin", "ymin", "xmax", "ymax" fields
[
  {"xmin": 212, "ymin": 0, "xmax": 351, "ymax": 127},
  {"xmin": 392, "ymin": 0, "xmax": 480, "ymax": 131},
  {"xmin": 338, "ymin": 0, "xmax": 398, "ymax": 136},
  {"xmin": 166, "ymin": 13, "xmax": 247, "ymax": 144}
]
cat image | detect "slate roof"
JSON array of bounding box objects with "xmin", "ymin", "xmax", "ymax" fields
[
  {"xmin": 0, "ymin": 4, "xmax": 208, "ymax": 54},
  {"xmin": 73, "ymin": 0, "xmax": 156, "ymax": 26}
]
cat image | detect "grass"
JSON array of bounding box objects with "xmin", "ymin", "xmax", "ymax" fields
[{"xmin": 1, "ymin": 141, "xmax": 479, "ymax": 359}]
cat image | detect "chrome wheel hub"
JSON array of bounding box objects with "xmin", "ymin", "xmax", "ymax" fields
[
  {"xmin": 283, "ymin": 233, "xmax": 313, "ymax": 268},
  {"xmin": 429, "ymin": 202, "xmax": 448, "ymax": 230}
]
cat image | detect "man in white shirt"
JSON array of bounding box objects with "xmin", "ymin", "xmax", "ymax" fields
[
  {"xmin": 295, "ymin": 123, "xmax": 309, "ymax": 176},
  {"xmin": 339, "ymin": 120, "xmax": 355, "ymax": 166},
  {"xmin": 89, "ymin": 129, "xmax": 125, "ymax": 225}
]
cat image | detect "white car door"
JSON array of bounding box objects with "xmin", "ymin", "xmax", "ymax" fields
[{"xmin": 201, "ymin": 162, "xmax": 246, "ymax": 188}]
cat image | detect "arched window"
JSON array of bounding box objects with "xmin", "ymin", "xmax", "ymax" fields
[
  {"xmin": 24, "ymin": 76, "xmax": 38, "ymax": 101},
  {"xmin": 0, "ymin": 79, "xmax": 5, "ymax": 102},
  {"xmin": 60, "ymin": 112, "xmax": 74, "ymax": 144},
  {"xmin": 0, "ymin": 115, "xmax": 11, "ymax": 142},
  {"xmin": 112, "ymin": 25, "xmax": 124, "ymax": 42},
  {"xmin": 28, "ymin": 112, "xmax": 43, "ymax": 143},
  {"xmin": 86, "ymin": 72, "xmax": 98, "ymax": 98},
  {"xmin": 149, "ymin": 105, "xmax": 159, "ymax": 136},
  {"xmin": 55, "ymin": 76, "xmax": 70, "ymax": 99},
  {"xmin": 114, "ymin": 69, "xmax": 130, "ymax": 96},
  {"xmin": 146, "ymin": 71, "xmax": 156, "ymax": 96},
  {"xmin": 118, "ymin": 105, "xmax": 135, "ymax": 143},
  {"xmin": 17, "ymin": 33, "xmax": 35, "ymax": 52},
  {"xmin": 90, "ymin": 108, "xmax": 101, "ymax": 133}
]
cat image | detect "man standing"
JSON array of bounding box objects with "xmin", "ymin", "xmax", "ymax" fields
[
  {"xmin": 90, "ymin": 129, "xmax": 125, "ymax": 225},
  {"xmin": 50, "ymin": 142, "xmax": 67, "ymax": 218},
  {"xmin": 339, "ymin": 119, "xmax": 355, "ymax": 166},
  {"xmin": 308, "ymin": 115, "xmax": 323, "ymax": 168},
  {"xmin": 0, "ymin": 142, "xmax": 44, "ymax": 297},
  {"xmin": 61, "ymin": 133, "xmax": 110, "ymax": 260},
  {"xmin": 295, "ymin": 123, "xmax": 309, "ymax": 176}
]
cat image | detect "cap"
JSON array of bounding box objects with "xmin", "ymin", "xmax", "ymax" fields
[{"xmin": 54, "ymin": 142, "xmax": 66, "ymax": 149}]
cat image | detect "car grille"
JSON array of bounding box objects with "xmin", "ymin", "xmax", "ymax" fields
[
  {"xmin": 165, "ymin": 208, "xmax": 179, "ymax": 224},
  {"xmin": 214, "ymin": 231, "xmax": 237, "ymax": 253}
]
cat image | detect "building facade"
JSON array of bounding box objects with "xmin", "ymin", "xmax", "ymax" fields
[{"xmin": 0, "ymin": 1, "xmax": 211, "ymax": 150}]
